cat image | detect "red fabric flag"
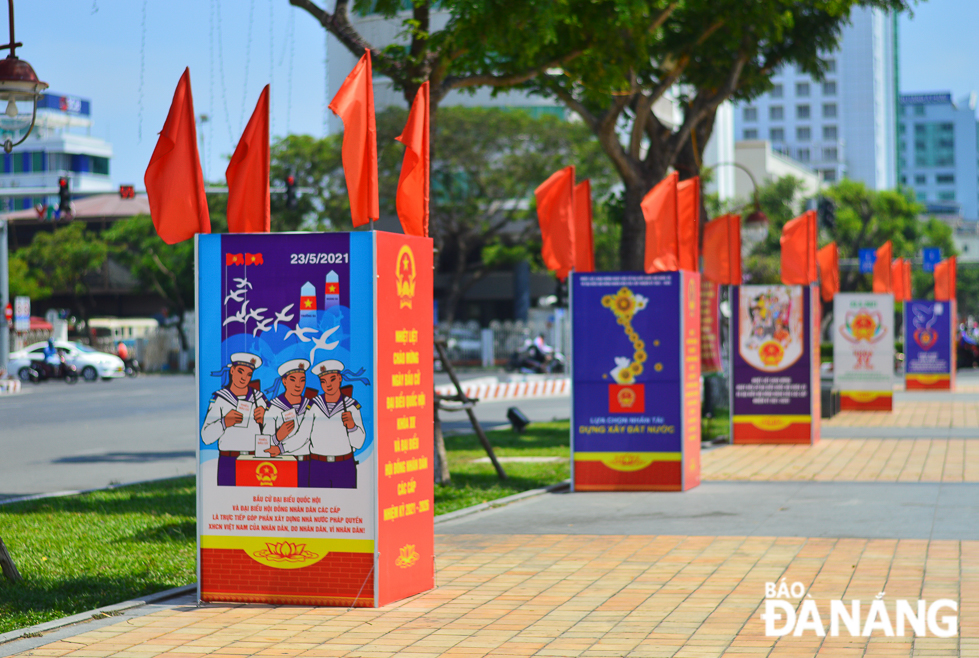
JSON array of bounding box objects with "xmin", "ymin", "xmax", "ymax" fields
[
  {"xmin": 643, "ymin": 172, "xmax": 679, "ymax": 273},
  {"xmin": 702, "ymin": 214, "xmax": 741, "ymax": 285},
  {"xmin": 329, "ymin": 49, "xmax": 379, "ymax": 227},
  {"xmin": 904, "ymin": 260, "xmax": 913, "ymax": 301},
  {"xmin": 677, "ymin": 177, "xmax": 700, "ymax": 271},
  {"xmin": 573, "ymin": 179, "xmax": 594, "ymax": 273},
  {"xmin": 225, "ymin": 85, "xmax": 270, "ymax": 234},
  {"xmin": 780, "ymin": 210, "xmax": 817, "ymax": 284},
  {"xmin": 891, "ymin": 258, "xmax": 905, "ymax": 300},
  {"xmin": 872, "ymin": 241, "xmax": 892, "ymax": 293},
  {"xmin": 535, "ymin": 166, "xmax": 576, "ymax": 281},
  {"xmin": 143, "ymin": 68, "xmax": 210, "ymax": 244},
  {"xmin": 816, "ymin": 242, "xmax": 839, "ymax": 302},
  {"xmin": 935, "ymin": 256, "xmax": 957, "ymax": 301},
  {"xmin": 394, "ymin": 82, "xmax": 429, "ymax": 237}
]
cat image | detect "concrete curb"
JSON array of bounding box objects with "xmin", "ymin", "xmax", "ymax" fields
[
  {"xmin": 434, "ymin": 480, "xmax": 571, "ymax": 525},
  {"xmin": 0, "ymin": 584, "xmax": 196, "ymax": 646}
]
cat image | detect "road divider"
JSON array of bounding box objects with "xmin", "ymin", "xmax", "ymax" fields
[{"xmin": 435, "ymin": 377, "xmax": 570, "ymax": 402}]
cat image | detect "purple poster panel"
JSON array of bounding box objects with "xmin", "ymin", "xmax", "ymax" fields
[{"xmin": 731, "ymin": 284, "xmax": 814, "ymax": 444}]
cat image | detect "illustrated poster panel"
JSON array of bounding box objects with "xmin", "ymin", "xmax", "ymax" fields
[
  {"xmin": 833, "ymin": 293, "xmax": 895, "ymax": 391},
  {"xmin": 375, "ymin": 232, "xmax": 435, "ymax": 606},
  {"xmin": 700, "ymin": 279, "xmax": 722, "ymax": 374},
  {"xmin": 732, "ymin": 285, "xmax": 811, "ymax": 416},
  {"xmin": 197, "ymin": 233, "xmax": 376, "ymax": 606},
  {"xmin": 682, "ymin": 272, "xmax": 702, "ymax": 489},
  {"xmin": 572, "ymin": 272, "xmax": 682, "ymax": 454},
  {"xmin": 905, "ymin": 300, "xmax": 953, "ymax": 376}
]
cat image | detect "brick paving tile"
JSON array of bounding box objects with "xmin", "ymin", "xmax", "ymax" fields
[
  {"xmin": 7, "ymin": 534, "xmax": 975, "ymax": 658},
  {"xmin": 702, "ymin": 438, "xmax": 979, "ymax": 482},
  {"xmin": 824, "ymin": 399, "xmax": 979, "ymax": 428}
]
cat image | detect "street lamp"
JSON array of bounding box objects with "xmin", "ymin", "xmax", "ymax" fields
[
  {"xmin": 0, "ymin": 0, "xmax": 47, "ymax": 154},
  {"xmin": 711, "ymin": 160, "xmax": 768, "ymax": 227}
]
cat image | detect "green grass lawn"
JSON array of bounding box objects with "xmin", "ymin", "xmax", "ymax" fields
[
  {"xmin": 0, "ymin": 421, "xmax": 571, "ymax": 635},
  {"xmin": 0, "ymin": 477, "xmax": 197, "ymax": 635}
]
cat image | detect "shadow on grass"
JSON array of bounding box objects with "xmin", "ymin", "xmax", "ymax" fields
[
  {"xmin": 443, "ymin": 421, "xmax": 570, "ymax": 452},
  {"xmin": 126, "ymin": 520, "xmax": 197, "ymax": 543},
  {"xmin": 0, "ymin": 574, "xmax": 186, "ymax": 634}
]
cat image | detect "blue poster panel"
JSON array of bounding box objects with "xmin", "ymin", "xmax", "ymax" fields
[
  {"xmin": 904, "ymin": 299, "xmax": 955, "ymax": 390},
  {"xmin": 571, "ymin": 271, "xmax": 700, "ymax": 491}
]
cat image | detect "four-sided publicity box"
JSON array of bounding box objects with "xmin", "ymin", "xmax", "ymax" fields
[
  {"xmin": 195, "ymin": 231, "xmax": 434, "ymax": 607},
  {"xmin": 730, "ymin": 284, "xmax": 820, "ymax": 444},
  {"xmin": 905, "ymin": 299, "xmax": 956, "ymax": 391},
  {"xmin": 833, "ymin": 293, "xmax": 895, "ymax": 411},
  {"xmin": 570, "ymin": 271, "xmax": 701, "ymax": 491}
]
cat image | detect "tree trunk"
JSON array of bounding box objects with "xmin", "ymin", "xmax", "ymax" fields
[
  {"xmin": 432, "ymin": 404, "xmax": 451, "ymax": 485},
  {"xmin": 0, "ymin": 536, "xmax": 22, "ymax": 582},
  {"xmin": 620, "ymin": 183, "xmax": 649, "ymax": 272},
  {"xmin": 175, "ymin": 308, "xmax": 189, "ymax": 352}
]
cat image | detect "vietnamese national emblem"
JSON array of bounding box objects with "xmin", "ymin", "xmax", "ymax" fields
[
  {"xmin": 395, "ymin": 245, "xmax": 416, "ymax": 309},
  {"xmin": 256, "ymin": 461, "xmax": 279, "ymax": 486}
]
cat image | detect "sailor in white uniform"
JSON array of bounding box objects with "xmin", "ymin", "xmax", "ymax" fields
[
  {"xmin": 263, "ymin": 358, "xmax": 314, "ymax": 486},
  {"xmin": 200, "ymin": 352, "xmax": 268, "ymax": 486},
  {"xmin": 299, "ymin": 359, "xmax": 366, "ymax": 488}
]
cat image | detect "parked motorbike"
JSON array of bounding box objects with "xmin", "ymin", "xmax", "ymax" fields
[
  {"xmin": 124, "ymin": 357, "xmax": 141, "ymax": 378},
  {"xmin": 506, "ymin": 345, "xmax": 566, "ymax": 374}
]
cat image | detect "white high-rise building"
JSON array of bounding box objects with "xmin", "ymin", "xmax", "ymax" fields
[{"xmin": 734, "ymin": 7, "xmax": 898, "ymax": 190}]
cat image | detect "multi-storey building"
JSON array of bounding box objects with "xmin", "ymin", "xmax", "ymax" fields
[
  {"xmin": 898, "ymin": 92, "xmax": 979, "ymax": 220},
  {"xmin": 734, "ymin": 7, "xmax": 898, "ymax": 190},
  {"xmin": 0, "ymin": 92, "xmax": 113, "ymax": 210}
]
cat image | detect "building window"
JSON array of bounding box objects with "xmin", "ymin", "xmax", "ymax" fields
[
  {"xmin": 796, "ymin": 104, "xmax": 810, "ymax": 119},
  {"xmin": 796, "ymin": 82, "xmax": 810, "ymax": 97},
  {"xmin": 915, "ymin": 157, "xmax": 928, "ymax": 167},
  {"xmin": 915, "ymin": 124, "xmax": 926, "ymax": 135},
  {"xmin": 823, "ymin": 125, "xmax": 838, "ymax": 140},
  {"xmin": 940, "ymin": 122, "xmax": 953, "ymax": 132},
  {"xmin": 743, "ymin": 107, "xmax": 757, "ymax": 121},
  {"xmin": 796, "ymin": 126, "xmax": 811, "ymax": 141},
  {"xmin": 823, "ymin": 147, "xmax": 838, "ymax": 161},
  {"xmin": 937, "ymin": 173, "xmax": 955, "ymax": 184},
  {"xmin": 744, "ymin": 128, "xmax": 758, "ymax": 140},
  {"xmin": 916, "ymin": 191, "xmax": 927, "ymax": 201},
  {"xmin": 938, "ymin": 139, "xmax": 954, "ymax": 148},
  {"xmin": 915, "ymin": 141, "xmax": 926, "ymax": 151},
  {"xmin": 797, "ymin": 148, "xmax": 810, "ymax": 162},
  {"xmin": 901, "ymin": 175, "xmax": 907, "ymax": 184},
  {"xmin": 825, "ymin": 59, "xmax": 836, "ymax": 73},
  {"xmin": 936, "ymin": 156, "xmax": 954, "ymax": 166},
  {"xmin": 822, "ymin": 169, "xmax": 837, "ymax": 182},
  {"xmin": 915, "ymin": 174, "xmax": 927, "ymax": 185},
  {"xmin": 823, "ymin": 103, "xmax": 837, "ymax": 118},
  {"xmin": 939, "ymin": 191, "xmax": 956, "ymax": 201},
  {"xmin": 769, "ymin": 106, "xmax": 784, "ymax": 120},
  {"xmin": 822, "ymin": 81, "xmax": 837, "ymax": 95},
  {"xmin": 93, "ymin": 157, "xmax": 109, "ymax": 176},
  {"xmin": 771, "ymin": 84, "xmax": 783, "ymax": 98},
  {"xmin": 914, "ymin": 105, "xmax": 925, "ymax": 116},
  {"xmin": 899, "ymin": 123, "xmax": 906, "ymax": 133},
  {"xmin": 770, "ymin": 128, "xmax": 785, "ymax": 142}
]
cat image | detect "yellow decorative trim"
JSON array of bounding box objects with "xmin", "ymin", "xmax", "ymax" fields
[
  {"xmin": 906, "ymin": 374, "xmax": 950, "ymax": 384},
  {"xmin": 841, "ymin": 391, "xmax": 892, "ymax": 402},
  {"xmin": 574, "ymin": 452, "xmax": 681, "ymax": 472},
  {"xmin": 733, "ymin": 415, "xmax": 811, "ymax": 431},
  {"xmin": 201, "ymin": 535, "xmax": 373, "ymax": 570}
]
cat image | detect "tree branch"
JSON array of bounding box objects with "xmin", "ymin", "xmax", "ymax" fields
[{"xmin": 443, "ymin": 51, "xmax": 583, "ymax": 92}]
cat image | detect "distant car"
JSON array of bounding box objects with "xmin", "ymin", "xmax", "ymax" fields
[{"xmin": 9, "ymin": 340, "xmax": 126, "ymax": 382}]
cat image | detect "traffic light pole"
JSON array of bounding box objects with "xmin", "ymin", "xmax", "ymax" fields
[{"xmin": 0, "ymin": 218, "xmax": 8, "ymax": 374}]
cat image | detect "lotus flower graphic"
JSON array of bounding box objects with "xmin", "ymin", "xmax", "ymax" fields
[
  {"xmin": 395, "ymin": 544, "xmax": 420, "ymax": 569},
  {"xmin": 253, "ymin": 541, "xmax": 318, "ymax": 563}
]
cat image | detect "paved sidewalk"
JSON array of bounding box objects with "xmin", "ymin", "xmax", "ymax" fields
[
  {"xmin": 702, "ymin": 438, "xmax": 979, "ymax": 482},
  {"xmin": 8, "ymin": 535, "xmax": 975, "ymax": 658},
  {"xmin": 823, "ymin": 400, "xmax": 979, "ymax": 428}
]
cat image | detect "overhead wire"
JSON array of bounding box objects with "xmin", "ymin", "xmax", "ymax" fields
[
  {"xmin": 239, "ymin": 0, "xmax": 256, "ymax": 134},
  {"xmin": 137, "ymin": 0, "xmax": 147, "ymax": 142},
  {"xmin": 215, "ymin": 0, "xmax": 235, "ymax": 144},
  {"xmin": 269, "ymin": 0, "xmax": 274, "ymax": 137}
]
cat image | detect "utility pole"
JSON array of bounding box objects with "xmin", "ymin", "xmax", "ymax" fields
[{"xmin": 0, "ymin": 218, "xmax": 8, "ymax": 373}]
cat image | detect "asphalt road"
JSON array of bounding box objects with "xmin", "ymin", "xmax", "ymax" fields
[{"xmin": 0, "ymin": 373, "xmax": 572, "ymax": 500}]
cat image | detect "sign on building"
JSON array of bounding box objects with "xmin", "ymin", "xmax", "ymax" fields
[
  {"xmin": 833, "ymin": 293, "xmax": 894, "ymax": 410},
  {"xmin": 195, "ymin": 231, "xmax": 434, "ymax": 607},
  {"xmin": 570, "ymin": 271, "xmax": 701, "ymax": 491},
  {"xmin": 13, "ymin": 296, "xmax": 29, "ymax": 332}
]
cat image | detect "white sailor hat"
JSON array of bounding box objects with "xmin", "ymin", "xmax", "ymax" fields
[
  {"xmin": 229, "ymin": 352, "xmax": 262, "ymax": 370},
  {"xmin": 312, "ymin": 359, "xmax": 344, "ymax": 376},
  {"xmin": 277, "ymin": 358, "xmax": 310, "ymax": 377}
]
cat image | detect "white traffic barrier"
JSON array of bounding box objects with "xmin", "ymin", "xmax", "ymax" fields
[{"xmin": 0, "ymin": 379, "xmax": 22, "ymax": 395}]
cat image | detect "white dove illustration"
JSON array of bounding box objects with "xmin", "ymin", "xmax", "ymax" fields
[
  {"xmin": 224, "ymin": 288, "xmax": 246, "ymax": 305},
  {"xmin": 223, "ymin": 300, "xmax": 250, "ymax": 326},
  {"xmin": 273, "ymin": 304, "xmax": 295, "ymax": 332},
  {"xmin": 234, "ymin": 277, "xmax": 252, "ymax": 290},
  {"xmin": 246, "ymin": 306, "xmax": 268, "ymax": 323},
  {"xmin": 309, "ymin": 326, "xmax": 341, "ymax": 363},
  {"xmin": 284, "ymin": 326, "xmax": 318, "ymax": 342},
  {"xmin": 252, "ymin": 317, "xmax": 272, "ymax": 336}
]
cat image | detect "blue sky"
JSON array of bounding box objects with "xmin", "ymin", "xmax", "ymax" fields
[{"xmin": 13, "ymin": 0, "xmax": 977, "ymax": 186}]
